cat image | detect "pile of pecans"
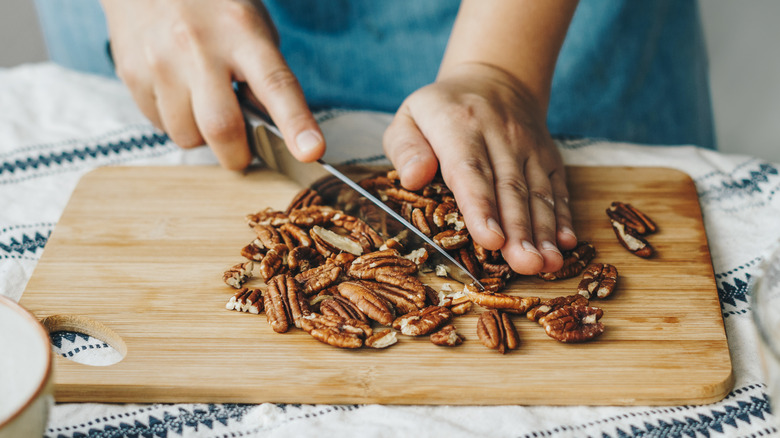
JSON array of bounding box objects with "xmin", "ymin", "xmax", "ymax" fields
[{"xmin": 222, "ymin": 169, "xmax": 659, "ymax": 352}]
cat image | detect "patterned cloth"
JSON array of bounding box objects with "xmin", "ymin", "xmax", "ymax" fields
[{"xmin": 2, "ymin": 63, "xmax": 779, "ymax": 438}]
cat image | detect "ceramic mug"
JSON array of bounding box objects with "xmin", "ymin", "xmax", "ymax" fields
[{"xmin": 0, "ymin": 295, "xmax": 54, "ymax": 438}]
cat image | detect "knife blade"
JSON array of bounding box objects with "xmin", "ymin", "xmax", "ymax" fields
[{"xmin": 239, "ymin": 99, "xmax": 484, "ymax": 289}]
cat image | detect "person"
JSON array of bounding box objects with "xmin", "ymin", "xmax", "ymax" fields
[{"xmin": 34, "ymin": 0, "xmax": 715, "ymax": 276}]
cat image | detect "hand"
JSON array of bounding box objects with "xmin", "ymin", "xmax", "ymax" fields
[
  {"xmin": 383, "ymin": 62, "xmax": 578, "ymax": 275},
  {"xmin": 101, "ymin": 0, "xmax": 325, "ymax": 169}
]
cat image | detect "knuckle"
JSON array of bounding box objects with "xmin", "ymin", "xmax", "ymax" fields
[
  {"xmin": 199, "ymin": 111, "xmax": 244, "ymax": 144},
  {"xmin": 495, "ymin": 176, "xmax": 529, "ymax": 200},
  {"xmin": 261, "ymin": 66, "xmax": 300, "ymax": 94}
]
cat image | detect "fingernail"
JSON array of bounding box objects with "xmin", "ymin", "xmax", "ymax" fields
[
  {"xmin": 486, "ymin": 217, "xmax": 505, "ymax": 240},
  {"xmin": 295, "ymin": 130, "xmax": 322, "ymax": 154},
  {"xmin": 521, "ymin": 240, "xmax": 542, "ymax": 258},
  {"xmin": 540, "ymin": 240, "xmax": 562, "ymax": 255},
  {"xmin": 561, "ymin": 226, "xmax": 577, "ymax": 240}
]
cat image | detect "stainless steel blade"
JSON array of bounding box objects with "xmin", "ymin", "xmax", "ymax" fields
[{"xmin": 241, "ymin": 100, "xmax": 484, "ymax": 288}]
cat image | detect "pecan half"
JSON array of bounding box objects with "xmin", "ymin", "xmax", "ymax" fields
[
  {"xmin": 611, "ymin": 220, "xmax": 654, "ymax": 258},
  {"xmin": 337, "ymin": 281, "xmax": 396, "ymax": 326},
  {"xmin": 300, "ymin": 313, "xmax": 372, "ymax": 349},
  {"xmin": 476, "ymin": 309, "xmax": 519, "ymax": 354},
  {"xmin": 411, "ymin": 208, "xmax": 433, "ymax": 236},
  {"xmin": 577, "ymin": 263, "xmax": 618, "ymax": 299},
  {"xmin": 294, "ymin": 262, "xmax": 342, "ymax": 295},
  {"xmin": 526, "ymin": 294, "xmax": 589, "ymax": 322},
  {"xmin": 286, "ymin": 188, "xmax": 323, "ymax": 214},
  {"xmin": 433, "ymin": 229, "xmax": 470, "ymax": 251},
  {"xmin": 465, "ymin": 285, "xmax": 540, "ymax": 314},
  {"xmin": 319, "ymin": 295, "xmax": 369, "ymax": 324},
  {"xmin": 288, "ymin": 205, "xmax": 336, "ymax": 227},
  {"xmin": 246, "ymin": 208, "xmax": 289, "ymax": 227},
  {"xmin": 392, "ymin": 306, "xmax": 453, "ymax": 336},
  {"xmin": 287, "ymin": 246, "xmax": 324, "ymax": 272},
  {"xmin": 330, "ymin": 213, "xmax": 384, "ymax": 251},
  {"xmin": 347, "ymin": 249, "xmax": 418, "ymax": 279},
  {"xmin": 263, "ymin": 274, "xmax": 311, "ymax": 333},
  {"xmin": 607, "ymin": 201, "xmax": 657, "ymax": 235},
  {"xmin": 359, "ymin": 280, "xmax": 421, "ymax": 315},
  {"xmin": 540, "ymin": 305, "xmax": 604, "ymax": 343},
  {"xmin": 384, "ymin": 187, "xmax": 436, "ymax": 208},
  {"xmin": 430, "ymin": 324, "xmax": 464, "ymax": 347},
  {"xmin": 253, "ymin": 224, "xmax": 284, "ymax": 249},
  {"xmin": 223, "ymin": 261, "xmax": 254, "ymax": 288},
  {"xmin": 458, "ymin": 247, "xmax": 482, "ymax": 278},
  {"xmin": 365, "ymin": 329, "xmax": 398, "ymax": 349},
  {"xmin": 240, "ymin": 239, "xmax": 265, "ymax": 261},
  {"xmin": 538, "ymin": 241, "xmax": 596, "ymax": 280},
  {"xmin": 310, "ymin": 225, "xmax": 364, "ymax": 257},
  {"xmin": 259, "ymin": 248, "xmax": 286, "ymax": 281},
  {"xmin": 226, "ymin": 288, "xmax": 263, "ymax": 314},
  {"xmin": 279, "ymin": 223, "xmax": 313, "ymax": 248}
]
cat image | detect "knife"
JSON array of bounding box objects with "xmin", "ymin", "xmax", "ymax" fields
[{"xmin": 239, "ymin": 97, "xmax": 484, "ymax": 289}]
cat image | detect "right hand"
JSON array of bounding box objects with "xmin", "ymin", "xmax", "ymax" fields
[{"xmin": 101, "ymin": 0, "xmax": 325, "ymax": 169}]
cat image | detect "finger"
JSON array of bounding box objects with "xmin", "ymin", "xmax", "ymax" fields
[
  {"xmin": 524, "ymin": 158, "xmax": 563, "ymax": 272},
  {"xmin": 549, "ymin": 168, "xmax": 578, "ymax": 250},
  {"xmin": 382, "ymin": 110, "xmax": 439, "ymax": 191},
  {"xmin": 423, "ymin": 129, "xmax": 506, "ymax": 252},
  {"xmin": 238, "ymin": 46, "xmax": 324, "ymax": 162},
  {"xmin": 120, "ymin": 70, "xmax": 163, "ymax": 130},
  {"xmin": 190, "ymin": 63, "xmax": 252, "ymax": 170},
  {"xmin": 153, "ymin": 82, "xmax": 204, "ymax": 149}
]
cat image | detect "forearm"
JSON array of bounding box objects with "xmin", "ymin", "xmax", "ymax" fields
[{"xmin": 439, "ymin": 0, "xmax": 578, "ymax": 112}]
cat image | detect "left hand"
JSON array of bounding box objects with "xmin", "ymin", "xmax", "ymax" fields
[{"xmin": 382, "ymin": 62, "xmax": 578, "ymax": 275}]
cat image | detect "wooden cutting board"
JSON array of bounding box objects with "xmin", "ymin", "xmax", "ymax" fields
[{"xmin": 21, "ymin": 165, "xmax": 733, "ymax": 405}]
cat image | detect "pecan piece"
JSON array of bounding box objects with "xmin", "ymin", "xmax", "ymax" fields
[
  {"xmin": 611, "ymin": 220, "xmax": 654, "ymax": 258},
  {"xmin": 607, "ymin": 201, "xmax": 657, "ymax": 235},
  {"xmin": 288, "ymin": 205, "xmax": 336, "ymax": 227},
  {"xmin": 436, "ymin": 288, "xmax": 473, "ymax": 315},
  {"xmin": 465, "ymin": 285, "xmax": 540, "ymax": 314},
  {"xmin": 430, "ymin": 324, "xmax": 464, "ymax": 347},
  {"xmin": 347, "ymin": 249, "xmax": 418, "ymax": 279},
  {"xmin": 294, "ymin": 262, "xmax": 342, "ymax": 295},
  {"xmin": 246, "ymin": 208, "xmax": 288, "ymax": 227},
  {"xmin": 540, "ymin": 305, "xmax": 605, "ymax": 343},
  {"xmin": 226, "ymin": 288, "xmax": 263, "ymax": 314},
  {"xmin": 263, "ymin": 274, "xmax": 311, "ymax": 333},
  {"xmin": 392, "ymin": 306, "xmax": 453, "ymax": 336},
  {"xmin": 287, "ymin": 246, "xmax": 324, "ymax": 272},
  {"xmin": 300, "ymin": 313, "xmax": 372, "ymax": 349},
  {"xmin": 526, "ymin": 294, "xmax": 589, "ymax": 322},
  {"xmin": 240, "ymin": 239, "xmax": 265, "ymax": 261},
  {"xmin": 310, "ymin": 225, "xmax": 364, "ymax": 257},
  {"xmin": 319, "ymin": 295, "xmax": 369, "ymax": 324},
  {"xmin": 577, "ymin": 263, "xmax": 618, "ymax": 299},
  {"xmin": 285, "ymin": 188, "xmax": 323, "ymax": 214},
  {"xmin": 538, "ymin": 241, "xmax": 596, "ymax": 280},
  {"xmin": 365, "ymin": 329, "xmax": 399, "ymax": 349},
  {"xmin": 337, "ymin": 281, "xmax": 396, "ymax": 326},
  {"xmin": 411, "ymin": 208, "xmax": 432, "ymax": 236},
  {"xmin": 223, "ymin": 261, "xmax": 253, "ymax": 288},
  {"xmin": 476, "ymin": 309, "xmax": 519, "ymax": 354},
  {"xmin": 433, "ymin": 229, "xmax": 470, "ymax": 251}
]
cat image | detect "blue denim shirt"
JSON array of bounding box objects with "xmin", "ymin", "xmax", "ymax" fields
[{"xmin": 34, "ymin": 0, "xmax": 715, "ymax": 149}]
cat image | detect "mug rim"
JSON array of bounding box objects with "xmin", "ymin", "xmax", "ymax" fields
[{"xmin": 0, "ymin": 295, "xmax": 53, "ymax": 430}]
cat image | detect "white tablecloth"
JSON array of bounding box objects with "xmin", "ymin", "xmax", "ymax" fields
[{"xmin": 2, "ymin": 63, "xmax": 780, "ymax": 438}]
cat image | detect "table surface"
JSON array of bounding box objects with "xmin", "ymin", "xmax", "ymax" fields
[{"xmin": 2, "ymin": 63, "xmax": 780, "ymax": 437}]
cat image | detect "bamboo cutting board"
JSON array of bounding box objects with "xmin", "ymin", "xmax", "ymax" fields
[{"xmin": 21, "ymin": 165, "xmax": 733, "ymax": 405}]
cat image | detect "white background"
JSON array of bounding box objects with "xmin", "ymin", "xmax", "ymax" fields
[{"xmin": 1, "ymin": 0, "xmax": 778, "ymax": 163}]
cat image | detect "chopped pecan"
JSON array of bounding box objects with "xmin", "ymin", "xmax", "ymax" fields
[
  {"xmin": 285, "ymin": 188, "xmax": 323, "ymax": 214},
  {"xmin": 577, "ymin": 263, "xmax": 618, "ymax": 299},
  {"xmin": 319, "ymin": 295, "xmax": 369, "ymax": 324},
  {"xmin": 526, "ymin": 294, "xmax": 589, "ymax": 322},
  {"xmin": 540, "ymin": 305, "xmax": 604, "ymax": 343},
  {"xmin": 392, "ymin": 306, "xmax": 453, "ymax": 336},
  {"xmin": 310, "ymin": 225, "xmax": 364, "ymax": 257},
  {"xmin": 365, "ymin": 329, "xmax": 398, "ymax": 349},
  {"xmin": 403, "ymin": 247, "xmax": 429, "ymax": 267},
  {"xmin": 337, "ymin": 281, "xmax": 396, "ymax": 326},
  {"xmin": 223, "ymin": 261, "xmax": 254, "ymax": 288},
  {"xmin": 294, "ymin": 262, "xmax": 342, "ymax": 295},
  {"xmin": 432, "ymin": 200, "xmax": 464, "ymax": 230},
  {"xmin": 465, "ymin": 285, "xmax": 540, "ymax": 314},
  {"xmin": 347, "ymin": 249, "xmax": 418, "ymax": 279},
  {"xmin": 246, "ymin": 207, "xmax": 288, "ymax": 227},
  {"xmin": 240, "ymin": 239, "xmax": 265, "ymax": 261},
  {"xmin": 476, "ymin": 309, "xmax": 519, "ymax": 354},
  {"xmin": 300, "ymin": 313, "xmax": 372, "ymax": 349},
  {"xmin": 259, "ymin": 248, "xmax": 286, "ymax": 281},
  {"xmin": 430, "ymin": 324, "xmax": 464, "ymax": 347},
  {"xmin": 611, "ymin": 220, "xmax": 654, "ymax": 258},
  {"xmin": 287, "ymin": 246, "xmax": 324, "ymax": 272},
  {"xmin": 263, "ymin": 274, "xmax": 311, "ymax": 333},
  {"xmin": 226, "ymin": 288, "xmax": 263, "ymax": 314},
  {"xmin": 538, "ymin": 241, "xmax": 596, "ymax": 280},
  {"xmin": 433, "ymin": 229, "xmax": 470, "ymax": 251},
  {"xmin": 607, "ymin": 201, "xmax": 657, "ymax": 235},
  {"xmin": 288, "ymin": 205, "xmax": 336, "ymax": 227},
  {"xmin": 436, "ymin": 288, "xmax": 472, "ymax": 315}
]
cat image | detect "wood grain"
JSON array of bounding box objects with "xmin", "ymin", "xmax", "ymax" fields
[{"xmin": 21, "ymin": 166, "xmax": 733, "ymax": 405}]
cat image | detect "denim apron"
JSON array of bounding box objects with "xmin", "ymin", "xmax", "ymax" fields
[{"xmin": 33, "ymin": 0, "xmax": 715, "ymax": 149}]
